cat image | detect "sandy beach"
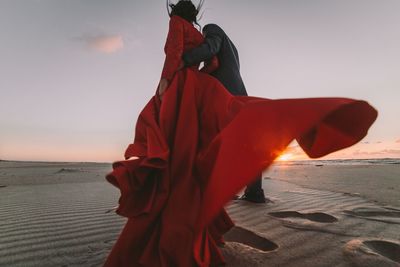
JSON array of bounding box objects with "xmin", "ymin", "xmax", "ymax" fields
[{"xmin": 1, "ymin": 160, "xmax": 399, "ymax": 267}]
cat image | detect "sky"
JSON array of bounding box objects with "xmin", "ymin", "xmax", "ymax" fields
[{"xmin": 0, "ymin": 0, "xmax": 399, "ymax": 162}]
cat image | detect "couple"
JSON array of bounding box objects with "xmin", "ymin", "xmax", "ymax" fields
[
  {"xmin": 163, "ymin": 9, "xmax": 266, "ymax": 204},
  {"xmin": 104, "ymin": 1, "xmax": 377, "ymax": 266}
]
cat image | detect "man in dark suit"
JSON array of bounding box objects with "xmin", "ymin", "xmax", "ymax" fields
[{"xmin": 181, "ymin": 23, "xmax": 266, "ymax": 203}]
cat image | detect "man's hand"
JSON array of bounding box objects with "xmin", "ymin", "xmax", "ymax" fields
[{"xmin": 158, "ymin": 78, "xmax": 169, "ymax": 101}]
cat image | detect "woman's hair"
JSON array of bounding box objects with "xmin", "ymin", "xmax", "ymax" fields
[{"xmin": 166, "ymin": 0, "xmax": 204, "ymax": 27}]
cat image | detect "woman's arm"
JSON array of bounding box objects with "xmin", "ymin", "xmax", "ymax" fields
[
  {"xmin": 158, "ymin": 16, "xmax": 185, "ymax": 99},
  {"xmin": 160, "ymin": 16, "xmax": 185, "ymax": 82}
]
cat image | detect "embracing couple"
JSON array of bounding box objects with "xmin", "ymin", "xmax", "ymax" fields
[
  {"xmin": 104, "ymin": 1, "xmax": 377, "ymax": 266},
  {"xmin": 159, "ymin": 0, "xmax": 266, "ymax": 204}
]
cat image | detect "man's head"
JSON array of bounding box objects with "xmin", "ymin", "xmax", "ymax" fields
[{"xmin": 203, "ymin": 24, "xmax": 224, "ymax": 37}]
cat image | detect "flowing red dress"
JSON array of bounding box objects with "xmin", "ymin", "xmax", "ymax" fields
[{"xmin": 103, "ymin": 15, "xmax": 377, "ymax": 267}]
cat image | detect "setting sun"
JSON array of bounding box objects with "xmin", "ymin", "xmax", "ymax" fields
[{"xmin": 277, "ymin": 153, "xmax": 293, "ymax": 161}]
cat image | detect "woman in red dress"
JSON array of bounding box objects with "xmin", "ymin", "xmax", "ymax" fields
[{"xmin": 104, "ymin": 1, "xmax": 377, "ymax": 266}]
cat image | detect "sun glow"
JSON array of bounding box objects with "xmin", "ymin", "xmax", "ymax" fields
[{"xmin": 276, "ymin": 153, "xmax": 293, "ymax": 161}]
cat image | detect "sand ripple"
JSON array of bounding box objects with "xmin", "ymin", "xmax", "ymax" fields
[{"xmin": 0, "ymin": 182, "xmax": 125, "ymax": 267}]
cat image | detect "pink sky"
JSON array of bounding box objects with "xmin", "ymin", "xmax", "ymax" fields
[{"xmin": 1, "ymin": 1, "xmax": 399, "ymax": 162}]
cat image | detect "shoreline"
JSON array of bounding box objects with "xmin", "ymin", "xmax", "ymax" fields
[
  {"xmin": 2, "ymin": 159, "xmax": 399, "ymax": 206},
  {"xmin": 1, "ymin": 157, "xmax": 399, "ymax": 164}
]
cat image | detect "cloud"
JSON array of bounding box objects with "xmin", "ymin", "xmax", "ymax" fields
[
  {"xmin": 81, "ymin": 34, "xmax": 124, "ymax": 53},
  {"xmin": 375, "ymin": 141, "xmax": 382, "ymax": 144},
  {"xmin": 396, "ymin": 139, "xmax": 400, "ymax": 143}
]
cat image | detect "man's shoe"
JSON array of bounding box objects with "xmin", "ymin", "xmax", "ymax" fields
[{"xmin": 239, "ymin": 192, "xmax": 267, "ymax": 203}]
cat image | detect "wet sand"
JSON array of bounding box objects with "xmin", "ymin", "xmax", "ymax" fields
[{"xmin": 0, "ymin": 160, "xmax": 399, "ymax": 266}]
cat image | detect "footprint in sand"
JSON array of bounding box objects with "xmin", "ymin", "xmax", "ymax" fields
[
  {"xmin": 343, "ymin": 207, "xmax": 400, "ymax": 224},
  {"xmin": 224, "ymin": 226, "xmax": 278, "ymax": 252},
  {"xmin": 344, "ymin": 239, "xmax": 400, "ymax": 267},
  {"xmin": 268, "ymin": 211, "xmax": 338, "ymax": 223}
]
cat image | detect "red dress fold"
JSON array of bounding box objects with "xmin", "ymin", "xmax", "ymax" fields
[{"xmin": 104, "ymin": 15, "xmax": 377, "ymax": 267}]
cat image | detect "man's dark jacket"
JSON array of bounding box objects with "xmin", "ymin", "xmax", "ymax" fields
[{"xmin": 182, "ymin": 24, "xmax": 247, "ymax": 96}]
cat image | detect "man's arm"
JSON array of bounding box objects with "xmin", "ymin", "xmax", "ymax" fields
[{"xmin": 182, "ymin": 32, "xmax": 223, "ymax": 66}]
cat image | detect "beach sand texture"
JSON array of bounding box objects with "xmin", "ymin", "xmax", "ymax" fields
[{"xmin": 0, "ymin": 160, "xmax": 399, "ymax": 267}]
